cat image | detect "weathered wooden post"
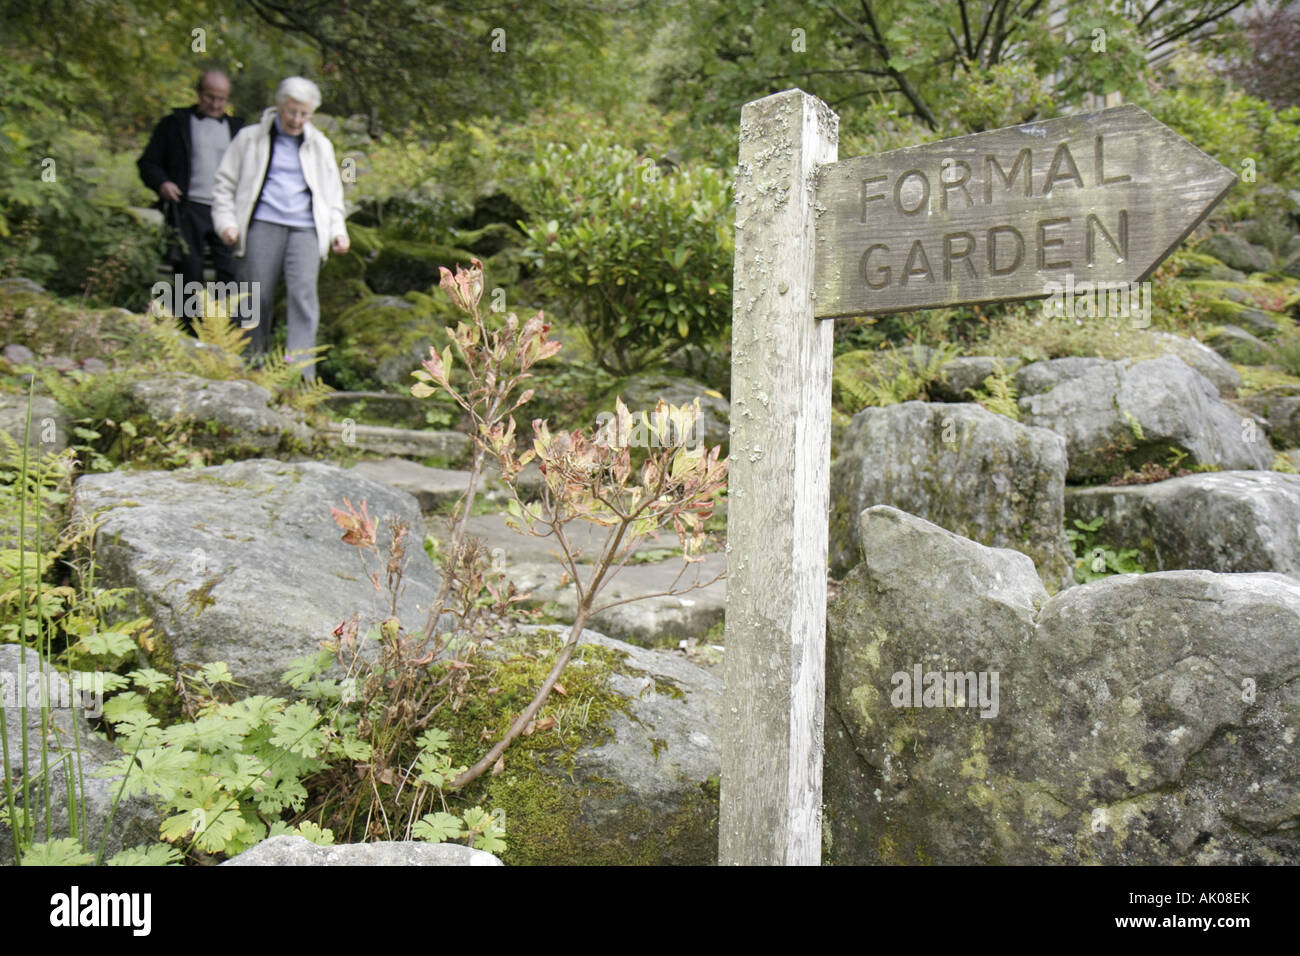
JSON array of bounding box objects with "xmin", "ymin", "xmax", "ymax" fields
[
  {"xmin": 720, "ymin": 90, "xmax": 1236, "ymax": 866},
  {"xmin": 720, "ymin": 89, "xmax": 838, "ymax": 866}
]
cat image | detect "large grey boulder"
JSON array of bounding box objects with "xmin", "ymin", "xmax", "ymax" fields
[
  {"xmin": 825, "ymin": 507, "xmax": 1046, "ymax": 865},
  {"xmin": 1014, "ymin": 357, "xmax": 1109, "ymax": 397},
  {"xmin": 128, "ymin": 374, "xmax": 309, "ymax": 456},
  {"xmin": 0, "ymin": 646, "xmax": 160, "ymax": 863},
  {"xmin": 1131, "ymin": 330, "xmax": 1241, "ymax": 397},
  {"xmin": 1238, "ymin": 387, "xmax": 1300, "ymax": 447},
  {"xmin": 72, "ymin": 459, "xmax": 439, "ymax": 695},
  {"xmin": 222, "ymin": 835, "xmax": 501, "ymax": 866},
  {"xmin": 484, "ymin": 627, "xmax": 720, "ymax": 865},
  {"xmin": 825, "ymin": 508, "xmax": 1300, "ymax": 864},
  {"xmin": 0, "ymin": 392, "xmax": 69, "ymax": 451},
  {"xmin": 1018, "ymin": 356, "xmax": 1272, "ymax": 481},
  {"xmin": 829, "ymin": 401, "xmax": 1072, "ymax": 588},
  {"xmin": 1065, "ymin": 471, "xmax": 1300, "ymax": 576}
]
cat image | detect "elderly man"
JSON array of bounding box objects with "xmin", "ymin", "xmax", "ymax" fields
[
  {"xmin": 138, "ymin": 69, "xmax": 245, "ymax": 326},
  {"xmin": 212, "ymin": 76, "xmax": 349, "ymax": 380}
]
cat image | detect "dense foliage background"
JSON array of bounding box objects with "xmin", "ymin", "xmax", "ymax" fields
[{"xmin": 2, "ymin": 0, "xmax": 1296, "ymax": 351}]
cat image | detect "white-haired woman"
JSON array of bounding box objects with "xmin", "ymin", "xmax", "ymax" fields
[{"xmin": 212, "ymin": 76, "xmax": 348, "ymax": 379}]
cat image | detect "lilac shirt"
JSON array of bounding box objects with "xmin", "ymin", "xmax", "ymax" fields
[{"xmin": 253, "ymin": 115, "xmax": 315, "ymax": 229}]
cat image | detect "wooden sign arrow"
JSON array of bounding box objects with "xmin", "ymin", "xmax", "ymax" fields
[{"xmin": 812, "ymin": 104, "xmax": 1236, "ymax": 319}]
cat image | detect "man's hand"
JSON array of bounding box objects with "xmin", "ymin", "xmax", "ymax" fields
[
  {"xmin": 221, "ymin": 227, "xmax": 238, "ymax": 245},
  {"xmin": 159, "ymin": 181, "xmax": 183, "ymax": 203},
  {"xmin": 331, "ymin": 235, "xmax": 350, "ymax": 255}
]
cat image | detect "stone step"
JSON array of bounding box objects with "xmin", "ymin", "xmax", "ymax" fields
[
  {"xmin": 349, "ymin": 457, "xmax": 473, "ymax": 511},
  {"xmin": 317, "ymin": 422, "xmax": 470, "ymax": 462},
  {"xmin": 428, "ymin": 512, "xmax": 726, "ymax": 647},
  {"xmin": 348, "ymin": 457, "xmax": 546, "ymax": 511}
]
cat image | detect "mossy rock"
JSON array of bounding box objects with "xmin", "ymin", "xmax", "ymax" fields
[
  {"xmin": 1174, "ymin": 251, "xmax": 1245, "ymax": 281},
  {"xmin": 317, "ymin": 276, "xmax": 372, "ymax": 327},
  {"xmin": 1200, "ymin": 299, "xmax": 1282, "ymax": 338},
  {"xmin": 0, "ymin": 287, "xmax": 150, "ymax": 361},
  {"xmin": 320, "ymin": 291, "xmax": 457, "ymax": 390},
  {"xmin": 367, "ymin": 239, "xmax": 477, "ymax": 295},
  {"xmin": 1205, "ymin": 324, "xmax": 1271, "ymax": 365},
  {"xmin": 1183, "ymin": 278, "xmax": 1277, "ymax": 303},
  {"xmin": 452, "ymin": 628, "xmax": 721, "ymax": 866},
  {"xmin": 453, "ymin": 221, "xmax": 524, "ymax": 258},
  {"xmin": 1198, "ymin": 233, "xmax": 1277, "ymax": 274}
]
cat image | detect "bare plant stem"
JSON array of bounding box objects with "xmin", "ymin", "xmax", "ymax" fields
[{"xmin": 449, "ymin": 608, "xmax": 589, "ymax": 791}]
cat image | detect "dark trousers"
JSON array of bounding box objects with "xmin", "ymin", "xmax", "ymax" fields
[{"xmin": 172, "ymin": 201, "xmax": 236, "ymax": 308}]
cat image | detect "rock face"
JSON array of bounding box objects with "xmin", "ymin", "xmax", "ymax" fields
[
  {"xmin": 1066, "ymin": 472, "xmax": 1300, "ymax": 576},
  {"xmin": 1199, "ymin": 234, "xmax": 1276, "ymax": 273},
  {"xmin": 512, "ymin": 552, "xmax": 726, "ymax": 647},
  {"xmin": 1238, "ymin": 387, "xmax": 1300, "ymax": 447},
  {"xmin": 1131, "ymin": 331, "xmax": 1241, "ymax": 397},
  {"xmin": 129, "ymin": 374, "xmax": 308, "ymax": 456},
  {"xmin": 1018, "ymin": 356, "xmax": 1272, "ymax": 481},
  {"xmin": 0, "ymin": 646, "xmax": 160, "ymax": 863},
  {"xmin": 1014, "ymin": 357, "xmax": 1109, "ymax": 398},
  {"xmin": 0, "ymin": 392, "xmax": 69, "ymax": 451},
  {"xmin": 222, "ymin": 835, "xmax": 501, "ymax": 866},
  {"xmin": 829, "ymin": 401, "xmax": 1072, "ymax": 588},
  {"xmin": 825, "ymin": 507, "xmax": 1300, "ymax": 864},
  {"xmin": 72, "ymin": 459, "xmax": 439, "ymax": 695},
  {"xmin": 485, "ymin": 628, "xmax": 720, "ymax": 865}
]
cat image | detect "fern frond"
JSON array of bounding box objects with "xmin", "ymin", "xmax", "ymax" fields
[
  {"xmin": 281, "ymin": 376, "xmax": 334, "ymax": 412},
  {"xmin": 965, "ymin": 362, "xmax": 1020, "ymax": 421},
  {"xmin": 193, "ymin": 309, "xmax": 254, "ymax": 362},
  {"xmin": 249, "ymin": 345, "xmax": 334, "ymax": 410}
]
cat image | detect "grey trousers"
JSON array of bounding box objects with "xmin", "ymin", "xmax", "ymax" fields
[{"xmin": 240, "ymin": 220, "xmax": 321, "ymax": 380}]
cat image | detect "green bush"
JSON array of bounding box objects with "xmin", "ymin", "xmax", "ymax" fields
[
  {"xmin": 0, "ymin": 59, "xmax": 164, "ymax": 309},
  {"xmin": 520, "ymin": 142, "xmax": 732, "ymax": 373},
  {"xmin": 1147, "ymin": 54, "xmax": 1300, "ymax": 226}
]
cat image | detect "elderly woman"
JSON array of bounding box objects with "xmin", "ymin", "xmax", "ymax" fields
[{"xmin": 212, "ymin": 76, "xmax": 348, "ymax": 380}]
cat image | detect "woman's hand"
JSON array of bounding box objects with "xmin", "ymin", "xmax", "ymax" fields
[
  {"xmin": 331, "ymin": 235, "xmax": 350, "ymax": 255},
  {"xmin": 221, "ymin": 227, "xmax": 238, "ymax": 245}
]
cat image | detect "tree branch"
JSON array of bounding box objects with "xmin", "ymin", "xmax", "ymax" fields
[{"xmin": 826, "ymin": 0, "xmax": 940, "ymax": 129}]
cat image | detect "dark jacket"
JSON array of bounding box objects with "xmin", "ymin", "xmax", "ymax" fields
[{"xmin": 137, "ymin": 106, "xmax": 245, "ymax": 199}]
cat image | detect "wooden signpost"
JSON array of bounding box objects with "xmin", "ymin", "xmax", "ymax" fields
[
  {"xmin": 720, "ymin": 90, "xmax": 1235, "ymax": 866},
  {"xmin": 814, "ymin": 104, "xmax": 1237, "ymax": 317}
]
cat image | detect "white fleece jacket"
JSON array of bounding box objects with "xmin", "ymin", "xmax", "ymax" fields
[{"xmin": 211, "ymin": 107, "xmax": 348, "ymax": 261}]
